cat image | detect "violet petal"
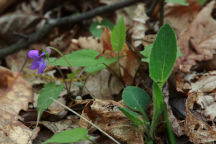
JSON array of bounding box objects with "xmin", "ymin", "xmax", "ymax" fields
[
  {"xmin": 46, "ymin": 48, "xmax": 51, "ymax": 54},
  {"xmin": 28, "ymin": 50, "xmax": 40, "ymax": 60},
  {"xmin": 40, "ymin": 52, "xmax": 46, "ymax": 57},
  {"xmin": 30, "ymin": 61, "xmax": 39, "ymax": 70},
  {"xmin": 38, "ymin": 59, "xmax": 47, "ymax": 74}
]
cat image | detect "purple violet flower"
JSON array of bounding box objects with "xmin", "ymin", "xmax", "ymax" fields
[{"xmin": 28, "ymin": 48, "xmax": 50, "ymax": 74}]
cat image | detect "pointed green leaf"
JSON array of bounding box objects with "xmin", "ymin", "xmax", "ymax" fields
[
  {"xmin": 42, "ymin": 128, "xmax": 88, "ymax": 144},
  {"xmin": 122, "ymin": 86, "xmax": 151, "ymax": 112},
  {"xmin": 149, "ymin": 24, "xmax": 177, "ymax": 85},
  {"xmin": 119, "ymin": 107, "xmax": 144, "ymax": 126},
  {"xmin": 37, "ymin": 82, "xmax": 64, "ymax": 118},
  {"xmin": 111, "ymin": 16, "xmax": 126, "ymax": 52}
]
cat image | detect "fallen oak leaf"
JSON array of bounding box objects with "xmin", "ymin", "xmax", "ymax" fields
[
  {"xmin": 175, "ymin": 1, "xmax": 216, "ymax": 72},
  {"xmin": 0, "ymin": 66, "xmax": 36, "ymax": 144},
  {"xmin": 79, "ymin": 99, "xmax": 144, "ymax": 144}
]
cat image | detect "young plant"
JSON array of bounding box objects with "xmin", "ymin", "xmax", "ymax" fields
[
  {"xmin": 28, "ymin": 17, "xmax": 127, "ymax": 144},
  {"xmin": 121, "ymin": 24, "xmax": 177, "ymax": 143}
]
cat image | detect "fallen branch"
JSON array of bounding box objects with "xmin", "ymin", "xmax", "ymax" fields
[{"xmin": 0, "ymin": 0, "xmax": 144, "ymax": 58}]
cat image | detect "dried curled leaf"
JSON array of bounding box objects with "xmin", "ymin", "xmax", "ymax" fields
[
  {"xmin": 79, "ymin": 99, "xmax": 144, "ymax": 144},
  {"xmin": 0, "ymin": 66, "xmax": 35, "ymax": 144},
  {"xmin": 185, "ymin": 92, "xmax": 216, "ymax": 143},
  {"xmin": 177, "ymin": 71, "xmax": 216, "ymax": 143},
  {"xmin": 175, "ymin": 1, "xmax": 216, "ymax": 72}
]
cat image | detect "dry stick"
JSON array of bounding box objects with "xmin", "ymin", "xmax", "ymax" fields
[
  {"xmin": 0, "ymin": 0, "xmax": 144, "ymax": 58},
  {"xmin": 146, "ymin": 0, "xmax": 159, "ymax": 16},
  {"xmin": 50, "ymin": 97, "xmax": 121, "ymax": 144},
  {"xmin": 159, "ymin": 0, "xmax": 165, "ymax": 27}
]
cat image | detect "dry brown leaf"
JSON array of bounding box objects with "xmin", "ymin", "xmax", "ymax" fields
[
  {"xmin": 176, "ymin": 71, "xmax": 216, "ymax": 143},
  {"xmin": 175, "ymin": 1, "xmax": 216, "ymax": 73},
  {"xmin": 0, "ymin": 66, "xmax": 35, "ymax": 144},
  {"xmin": 0, "ymin": 13, "xmax": 39, "ymax": 46},
  {"xmin": 185, "ymin": 92, "xmax": 216, "ymax": 143},
  {"xmin": 83, "ymin": 69, "xmax": 124, "ymax": 100},
  {"xmin": 131, "ymin": 3, "xmax": 148, "ymax": 47},
  {"xmin": 100, "ymin": 27, "xmax": 140, "ymax": 85},
  {"xmin": 79, "ymin": 99, "xmax": 144, "ymax": 144},
  {"xmin": 164, "ymin": 0, "xmax": 199, "ymax": 36}
]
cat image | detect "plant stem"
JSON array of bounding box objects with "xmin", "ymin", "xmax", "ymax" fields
[
  {"xmin": 48, "ymin": 47, "xmax": 73, "ymax": 70},
  {"xmin": 56, "ymin": 66, "xmax": 70, "ymax": 94},
  {"xmin": 50, "ymin": 97, "xmax": 121, "ymax": 144},
  {"xmin": 117, "ymin": 51, "xmax": 122, "ymax": 79}
]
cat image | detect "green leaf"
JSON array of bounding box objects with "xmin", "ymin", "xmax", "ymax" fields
[
  {"xmin": 47, "ymin": 57, "xmax": 56, "ymax": 66},
  {"xmin": 150, "ymin": 82, "xmax": 164, "ymax": 138},
  {"xmin": 90, "ymin": 19, "xmax": 114, "ymax": 38},
  {"xmin": 52, "ymin": 49, "xmax": 117, "ymax": 73},
  {"xmin": 119, "ymin": 107, "xmax": 144, "ymax": 126},
  {"xmin": 149, "ymin": 24, "xmax": 177, "ymax": 86},
  {"xmin": 122, "ymin": 86, "xmax": 151, "ymax": 112},
  {"xmin": 165, "ymin": 0, "xmax": 188, "ymax": 6},
  {"xmin": 42, "ymin": 128, "xmax": 88, "ymax": 144},
  {"xmin": 84, "ymin": 57, "xmax": 117, "ymax": 73},
  {"xmin": 37, "ymin": 82, "xmax": 64, "ymax": 118},
  {"xmin": 198, "ymin": 0, "xmax": 206, "ymax": 5},
  {"xmin": 141, "ymin": 44, "xmax": 181, "ymax": 63},
  {"xmin": 111, "ymin": 16, "xmax": 126, "ymax": 52},
  {"xmin": 53, "ymin": 49, "xmax": 99, "ymax": 67}
]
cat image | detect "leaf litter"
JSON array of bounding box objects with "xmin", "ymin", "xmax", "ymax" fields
[{"xmin": 1, "ymin": 0, "xmax": 216, "ymax": 143}]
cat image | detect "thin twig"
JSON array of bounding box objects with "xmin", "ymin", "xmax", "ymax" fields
[
  {"xmin": 146, "ymin": 0, "xmax": 159, "ymax": 16},
  {"xmin": 159, "ymin": 0, "xmax": 165, "ymax": 27},
  {"xmin": 0, "ymin": 0, "xmax": 145, "ymax": 58},
  {"xmin": 50, "ymin": 97, "xmax": 121, "ymax": 144}
]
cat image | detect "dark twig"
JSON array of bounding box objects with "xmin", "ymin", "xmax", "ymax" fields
[
  {"xmin": 0, "ymin": 0, "xmax": 145, "ymax": 58},
  {"xmin": 146, "ymin": 0, "xmax": 159, "ymax": 16},
  {"xmin": 159, "ymin": 0, "xmax": 165, "ymax": 27}
]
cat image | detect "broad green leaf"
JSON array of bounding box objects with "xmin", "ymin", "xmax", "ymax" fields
[
  {"xmin": 141, "ymin": 44, "xmax": 181, "ymax": 63},
  {"xmin": 53, "ymin": 49, "xmax": 99, "ymax": 67},
  {"xmin": 52, "ymin": 49, "xmax": 117, "ymax": 73},
  {"xmin": 47, "ymin": 57, "xmax": 56, "ymax": 66},
  {"xmin": 122, "ymin": 86, "xmax": 151, "ymax": 112},
  {"xmin": 90, "ymin": 19, "xmax": 114, "ymax": 38},
  {"xmin": 165, "ymin": 0, "xmax": 188, "ymax": 6},
  {"xmin": 111, "ymin": 16, "xmax": 126, "ymax": 52},
  {"xmin": 42, "ymin": 128, "xmax": 88, "ymax": 144},
  {"xmin": 149, "ymin": 24, "xmax": 177, "ymax": 86},
  {"xmin": 198, "ymin": 0, "xmax": 206, "ymax": 5},
  {"xmin": 84, "ymin": 57, "xmax": 117, "ymax": 73},
  {"xmin": 150, "ymin": 82, "xmax": 164, "ymax": 138},
  {"xmin": 37, "ymin": 82, "xmax": 64, "ymax": 118},
  {"xmin": 119, "ymin": 107, "xmax": 144, "ymax": 126}
]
